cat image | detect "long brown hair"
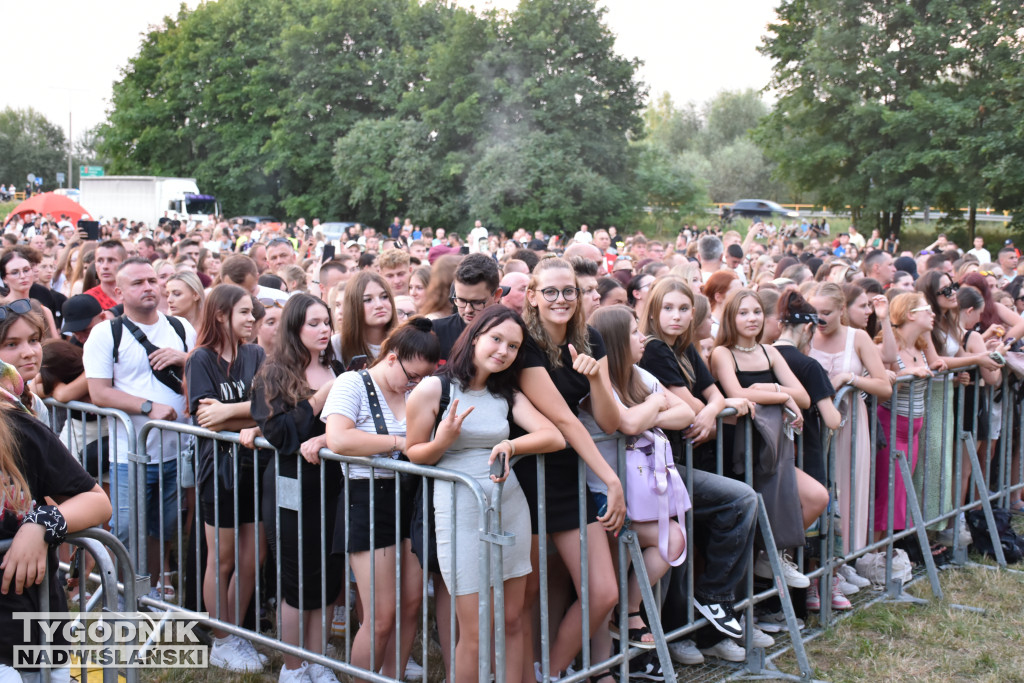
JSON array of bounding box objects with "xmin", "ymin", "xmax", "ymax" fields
[
  {"xmin": 715, "ymin": 289, "xmax": 763, "ymax": 348},
  {"xmin": 419, "ymin": 254, "xmax": 461, "ymax": 317},
  {"xmin": 589, "ymin": 305, "xmax": 650, "ymax": 408},
  {"xmin": 339, "ymin": 271, "xmax": 397, "ymax": 368},
  {"xmin": 0, "ymin": 405, "xmax": 32, "ymax": 515},
  {"xmin": 194, "ymin": 284, "xmax": 250, "ymax": 368},
  {"xmin": 258, "ymin": 294, "xmax": 335, "ymax": 411},
  {"xmin": 522, "ymin": 258, "xmax": 590, "ymax": 368},
  {"xmin": 638, "ymin": 276, "xmax": 696, "ymax": 385}
]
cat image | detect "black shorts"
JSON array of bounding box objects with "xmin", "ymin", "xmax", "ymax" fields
[
  {"xmin": 342, "ymin": 478, "xmax": 415, "ymax": 554},
  {"xmin": 199, "ymin": 463, "xmax": 260, "ymax": 528},
  {"xmin": 514, "ymin": 449, "xmax": 599, "ymax": 535}
]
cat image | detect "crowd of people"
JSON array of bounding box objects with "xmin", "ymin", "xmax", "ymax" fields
[{"xmin": 1, "ymin": 209, "xmax": 1023, "ymax": 682}]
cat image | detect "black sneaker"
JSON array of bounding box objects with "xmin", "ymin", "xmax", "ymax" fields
[
  {"xmin": 692, "ymin": 596, "xmax": 744, "ymax": 639},
  {"xmin": 628, "ymin": 651, "xmax": 666, "ymax": 681}
]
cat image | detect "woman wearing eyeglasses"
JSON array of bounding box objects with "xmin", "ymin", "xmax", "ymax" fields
[
  {"xmin": 805, "ymin": 282, "xmax": 892, "ymax": 557},
  {"xmin": 0, "ymin": 246, "xmax": 59, "ymax": 338},
  {"xmin": 329, "ymin": 271, "xmax": 396, "ymax": 370},
  {"xmin": 323, "ymin": 319, "xmax": 440, "ymax": 681},
  {"xmin": 516, "ymin": 257, "xmax": 626, "ymax": 680}
]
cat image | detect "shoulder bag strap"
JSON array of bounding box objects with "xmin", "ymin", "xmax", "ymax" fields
[
  {"xmin": 651, "ymin": 429, "xmax": 688, "ymax": 567},
  {"xmin": 432, "ymin": 376, "xmax": 451, "ymax": 438},
  {"xmin": 358, "ymin": 369, "xmax": 388, "ymax": 436},
  {"xmin": 120, "ymin": 315, "xmax": 161, "ymax": 356}
]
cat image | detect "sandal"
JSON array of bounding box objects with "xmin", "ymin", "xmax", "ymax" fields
[
  {"xmin": 1009, "ymin": 500, "xmax": 1024, "ymax": 515},
  {"xmin": 154, "ymin": 572, "xmax": 176, "ymax": 601},
  {"xmin": 608, "ymin": 611, "xmax": 655, "ymax": 649}
]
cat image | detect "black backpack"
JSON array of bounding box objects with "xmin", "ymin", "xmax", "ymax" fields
[{"xmin": 966, "ymin": 508, "xmax": 1024, "ymax": 564}]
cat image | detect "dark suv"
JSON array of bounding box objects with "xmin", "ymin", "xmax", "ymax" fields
[{"xmin": 723, "ymin": 199, "xmax": 799, "ymax": 221}]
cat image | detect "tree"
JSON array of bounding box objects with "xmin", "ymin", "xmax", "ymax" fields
[
  {"xmin": 0, "ymin": 107, "xmax": 68, "ymax": 193},
  {"xmin": 701, "ymin": 89, "xmax": 769, "ymax": 157},
  {"xmin": 632, "ymin": 141, "xmax": 708, "ymax": 224},
  {"xmin": 756, "ymin": 0, "xmax": 1024, "ymax": 236}
]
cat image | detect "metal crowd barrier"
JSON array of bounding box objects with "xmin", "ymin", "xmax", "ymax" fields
[{"xmin": 38, "ymin": 367, "xmax": 1024, "ymax": 682}]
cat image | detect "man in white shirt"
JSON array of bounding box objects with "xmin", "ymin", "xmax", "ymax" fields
[
  {"xmin": 966, "ymin": 236, "xmax": 991, "ymax": 265},
  {"xmin": 84, "ymin": 258, "xmax": 196, "ymax": 574},
  {"xmin": 573, "ymin": 223, "xmax": 594, "ymax": 245},
  {"xmin": 467, "ymin": 220, "xmax": 489, "ymax": 253}
]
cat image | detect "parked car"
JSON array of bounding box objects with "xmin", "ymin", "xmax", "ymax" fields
[{"xmin": 724, "ymin": 199, "xmax": 799, "ymax": 221}]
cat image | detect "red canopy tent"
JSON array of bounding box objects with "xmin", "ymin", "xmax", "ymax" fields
[{"xmin": 2, "ymin": 192, "xmax": 93, "ymax": 227}]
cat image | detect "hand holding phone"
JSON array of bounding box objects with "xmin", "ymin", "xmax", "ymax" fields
[
  {"xmin": 490, "ymin": 450, "xmax": 507, "ymax": 479},
  {"xmin": 346, "ymin": 355, "xmax": 368, "ymax": 371}
]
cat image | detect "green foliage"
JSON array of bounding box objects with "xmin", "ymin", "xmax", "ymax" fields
[
  {"xmin": 756, "ymin": 0, "xmax": 1024, "ymax": 237},
  {"xmin": 99, "ymin": 0, "xmax": 645, "ymax": 230},
  {"xmin": 0, "ymin": 107, "xmax": 68, "ymax": 192}
]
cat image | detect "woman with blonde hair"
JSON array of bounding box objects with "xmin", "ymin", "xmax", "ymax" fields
[
  {"xmin": 67, "ymin": 242, "xmax": 97, "ymax": 296},
  {"xmin": 805, "ymin": 281, "xmax": 892, "ymax": 555},
  {"xmin": 408, "ymin": 265, "xmax": 431, "ymax": 312},
  {"xmin": 166, "ymin": 271, "xmax": 206, "ymax": 329}
]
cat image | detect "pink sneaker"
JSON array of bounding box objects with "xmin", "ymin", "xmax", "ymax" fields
[
  {"xmin": 831, "ymin": 575, "xmax": 852, "ymax": 610},
  {"xmin": 806, "ymin": 578, "xmax": 820, "ymax": 611}
]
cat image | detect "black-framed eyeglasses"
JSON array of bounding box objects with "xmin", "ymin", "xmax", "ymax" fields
[
  {"xmin": 397, "ymin": 356, "xmax": 424, "ymax": 387},
  {"xmin": 938, "ymin": 283, "xmax": 960, "ymax": 298},
  {"xmin": 535, "ymin": 286, "xmax": 579, "ymax": 302},
  {"xmin": 396, "ymin": 309, "xmax": 415, "ymax": 321},
  {"xmin": 450, "ymin": 296, "xmax": 489, "ymax": 310},
  {"xmin": 0, "ymin": 299, "xmax": 33, "ymax": 322}
]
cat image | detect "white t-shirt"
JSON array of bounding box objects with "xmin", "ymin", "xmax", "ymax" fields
[
  {"xmin": 468, "ymin": 226, "xmax": 489, "ymax": 253},
  {"xmin": 580, "ymin": 365, "xmax": 662, "ymax": 494},
  {"xmin": 321, "ymin": 370, "xmax": 405, "ymax": 479},
  {"xmin": 967, "ymin": 247, "xmax": 991, "ymax": 264},
  {"xmin": 83, "ymin": 314, "xmax": 197, "ymax": 465},
  {"xmin": 573, "ymin": 230, "xmax": 594, "ymax": 245}
]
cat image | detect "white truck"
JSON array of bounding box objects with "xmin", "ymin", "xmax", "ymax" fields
[{"xmin": 78, "ymin": 176, "xmax": 221, "ymax": 228}]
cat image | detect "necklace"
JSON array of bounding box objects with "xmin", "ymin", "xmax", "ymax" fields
[{"xmin": 735, "ymin": 343, "xmax": 758, "ymax": 352}]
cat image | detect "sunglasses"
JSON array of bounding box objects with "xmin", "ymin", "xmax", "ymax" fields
[
  {"xmin": 938, "ymin": 283, "xmax": 960, "ymax": 298},
  {"xmin": 0, "ymin": 299, "xmax": 33, "ymax": 322},
  {"xmin": 911, "ymin": 305, "xmax": 933, "ymax": 313},
  {"xmin": 258, "ymin": 298, "xmax": 287, "ymax": 309}
]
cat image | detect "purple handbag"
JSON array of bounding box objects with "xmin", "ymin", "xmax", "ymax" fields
[{"xmin": 624, "ymin": 427, "xmax": 691, "ymax": 566}]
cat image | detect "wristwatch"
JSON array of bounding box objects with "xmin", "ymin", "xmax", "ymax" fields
[{"xmin": 140, "ymin": 400, "xmax": 153, "ymax": 416}]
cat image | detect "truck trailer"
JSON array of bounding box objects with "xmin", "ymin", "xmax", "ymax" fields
[{"xmin": 78, "ymin": 176, "xmax": 220, "ymax": 228}]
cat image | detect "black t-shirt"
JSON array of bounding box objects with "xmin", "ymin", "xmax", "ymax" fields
[
  {"xmin": 639, "ymin": 338, "xmax": 715, "ymax": 398},
  {"xmin": 432, "ymin": 313, "xmax": 467, "ymax": 361},
  {"xmin": 30, "ymin": 283, "xmax": 66, "ymax": 331},
  {"xmin": 0, "ymin": 410, "xmax": 98, "ymax": 666},
  {"xmin": 774, "ymin": 344, "xmax": 835, "ymax": 485},
  {"xmin": 521, "ymin": 325, "xmax": 606, "ymax": 416},
  {"xmin": 185, "ymin": 344, "xmax": 266, "ymax": 488}
]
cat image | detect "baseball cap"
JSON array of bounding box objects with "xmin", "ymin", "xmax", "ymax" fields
[{"xmin": 61, "ymin": 295, "xmax": 103, "ymax": 334}]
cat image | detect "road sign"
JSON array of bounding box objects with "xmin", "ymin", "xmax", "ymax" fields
[
  {"xmin": 56, "ymin": 172, "xmax": 66, "ymax": 184},
  {"xmin": 80, "ymin": 166, "xmax": 104, "ymax": 177}
]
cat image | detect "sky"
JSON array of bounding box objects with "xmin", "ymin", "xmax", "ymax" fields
[{"xmin": 2, "ymin": 0, "xmax": 779, "ymax": 143}]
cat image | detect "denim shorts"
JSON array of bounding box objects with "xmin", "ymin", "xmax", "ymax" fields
[{"xmin": 110, "ymin": 460, "xmax": 180, "ymax": 545}]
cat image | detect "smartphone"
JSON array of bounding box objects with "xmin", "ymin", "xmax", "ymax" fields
[
  {"xmin": 1003, "ymin": 337, "xmax": 1016, "ymax": 347},
  {"xmin": 989, "ymin": 351, "xmax": 1006, "ymax": 367},
  {"xmin": 78, "ymin": 220, "xmax": 100, "ymax": 241},
  {"xmin": 347, "ymin": 355, "xmax": 368, "ymax": 371},
  {"xmin": 490, "ymin": 450, "xmax": 507, "ymax": 478},
  {"xmin": 321, "ymin": 244, "xmax": 335, "ymax": 262}
]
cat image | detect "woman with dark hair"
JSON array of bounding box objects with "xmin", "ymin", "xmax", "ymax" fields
[
  {"xmin": 959, "ymin": 271, "xmax": 1024, "ymax": 339},
  {"xmin": 597, "ymin": 276, "xmax": 627, "ymax": 307},
  {"xmin": 626, "ymin": 272, "xmax": 656, "ymax": 310},
  {"xmin": 710, "ymin": 289, "xmax": 821, "ymax": 591},
  {"xmin": 251, "ymin": 293, "xmax": 342, "ymax": 683},
  {"xmin": 331, "ymin": 270, "xmax": 397, "ymax": 369},
  {"xmin": 406, "ymin": 306, "xmax": 563, "ymax": 683},
  {"xmin": 323, "ymin": 317, "xmax": 440, "ymax": 681},
  {"xmin": 184, "ymin": 284, "xmax": 266, "ymax": 673},
  {"xmin": 844, "ymin": 281, "xmax": 897, "ymax": 363}
]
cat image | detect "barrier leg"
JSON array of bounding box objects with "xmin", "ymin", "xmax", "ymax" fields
[
  {"xmin": 895, "ymin": 450, "xmax": 943, "ymax": 600},
  {"xmin": 620, "ymin": 529, "xmax": 677, "ymax": 683}
]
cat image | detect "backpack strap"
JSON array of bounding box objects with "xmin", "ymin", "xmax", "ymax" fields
[
  {"xmin": 166, "ymin": 315, "xmax": 188, "ymax": 351},
  {"xmin": 111, "ymin": 317, "xmax": 123, "ymax": 364}
]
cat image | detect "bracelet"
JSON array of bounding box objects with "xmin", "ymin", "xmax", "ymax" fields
[
  {"xmin": 504, "ymin": 439, "xmax": 516, "ymax": 456},
  {"xmin": 775, "ymin": 383, "xmax": 780, "ymax": 393},
  {"xmin": 22, "ymin": 504, "xmax": 67, "ymax": 546}
]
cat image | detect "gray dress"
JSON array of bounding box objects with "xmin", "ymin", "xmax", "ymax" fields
[{"xmin": 434, "ymin": 382, "xmax": 532, "ymax": 596}]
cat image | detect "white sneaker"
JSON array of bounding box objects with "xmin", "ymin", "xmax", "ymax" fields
[
  {"xmin": 700, "ymin": 638, "xmax": 746, "ymax": 663},
  {"xmin": 668, "ymin": 639, "xmax": 704, "ymax": 665},
  {"xmin": 306, "ymin": 663, "xmax": 339, "ymax": 683},
  {"xmin": 234, "ymin": 636, "xmax": 269, "ymax": 666},
  {"xmin": 750, "ymin": 627, "xmax": 775, "ymax": 648},
  {"xmin": 279, "ymin": 662, "xmax": 312, "ymax": 683},
  {"xmin": 404, "ymin": 657, "xmax": 424, "ymax": 681},
  {"xmin": 837, "ymin": 575, "xmax": 860, "ymax": 595},
  {"xmin": 210, "ymin": 635, "xmax": 264, "ymax": 673},
  {"xmin": 838, "ymin": 563, "xmax": 871, "ymax": 588},
  {"xmin": 754, "ymin": 551, "xmax": 810, "ymax": 588}
]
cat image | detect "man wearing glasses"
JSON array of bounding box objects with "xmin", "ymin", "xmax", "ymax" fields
[{"xmin": 432, "ymin": 254, "xmax": 503, "ymax": 357}]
